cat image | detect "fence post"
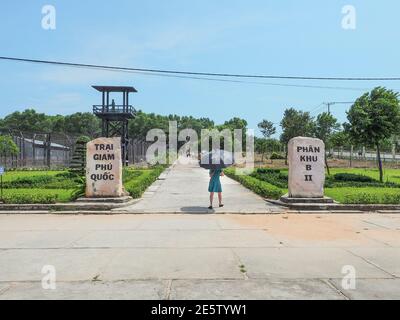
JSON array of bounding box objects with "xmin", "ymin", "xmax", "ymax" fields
[
  {"xmin": 32, "ymin": 134, "xmax": 36, "ymax": 167},
  {"xmin": 46, "ymin": 134, "xmax": 51, "ymax": 169},
  {"xmin": 350, "ymin": 145, "xmax": 353, "ymax": 167},
  {"xmin": 18, "ymin": 135, "xmax": 22, "ymax": 167}
]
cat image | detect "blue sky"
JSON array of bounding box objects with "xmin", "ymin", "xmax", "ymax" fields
[{"xmin": 1, "ymin": 0, "xmax": 400, "ymax": 136}]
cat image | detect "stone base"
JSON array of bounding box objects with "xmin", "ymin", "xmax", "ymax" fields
[
  {"xmin": 280, "ymin": 194, "xmax": 335, "ymax": 204},
  {"xmin": 76, "ymin": 196, "xmax": 133, "ymax": 204}
]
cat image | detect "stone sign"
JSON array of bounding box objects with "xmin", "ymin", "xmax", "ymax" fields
[
  {"xmin": 86, "ymin": 137, "xmax": 124, "ymax": 198},
  {"xmin": 288, "ymin": 137, "xmax": 325, "ymax": 198}
]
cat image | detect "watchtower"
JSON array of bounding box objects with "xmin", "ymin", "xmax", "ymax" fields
[{"xmin": 92, "ymin": 85, "xmax": 137, "ymax": 165}]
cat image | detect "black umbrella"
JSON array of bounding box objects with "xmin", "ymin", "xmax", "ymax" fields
[{"xmin": 199, "ymin": 149, "xmax": 234, "ymax": 170}]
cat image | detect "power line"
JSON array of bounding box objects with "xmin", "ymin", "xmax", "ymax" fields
[
  {"xmin": 122, "ymin": 70, "xmax": 370, "ymax": 91},
  {"xmin": 323, "ymin": 101, "xmax": 354, "ymax": 114},
  {"xmin": 307, "ymin": 103, "xmax": 325, "ymax": 114},
  {"xmin": 0, "ymin": 56, "xmax": 371, "ymax": 91},
  {"xmin": 1, "ymin": 56, "xmax": 400, "ymax": 81}
]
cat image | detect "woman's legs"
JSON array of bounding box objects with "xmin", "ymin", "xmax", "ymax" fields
[
  {"xmin": 218, "ymin": 192, "xmax": 223, "ymax": 206},
  {"xmin": 209, "ymin": 192, "xmax": 214, "ymax": 207}
]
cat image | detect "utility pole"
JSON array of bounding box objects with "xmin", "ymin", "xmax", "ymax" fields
[{"xmin": 323, "ymin": 101, "xmax": 354, "ymax": 115}]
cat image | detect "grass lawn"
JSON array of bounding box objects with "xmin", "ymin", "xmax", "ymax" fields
[
  {"xmin": 226, "ymin": 167, "xmax": 400, "ymax": 204},
  {"xmin": 0, "ymin": 166, "xmax": 167, "ymax": 204},
  {"xmin": 2, "ymin": 189, "xmax": 76, "ymax": 204},
  {"xmin": 1, "ymin": 170, "xmax": 64, "ymax": 182},
  {"xmin": 0, "ymin": 170, "xmax": 79, "ymax": 204}
]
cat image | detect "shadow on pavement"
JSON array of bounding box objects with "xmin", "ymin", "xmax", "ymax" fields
[{"xmin": 180, "ymin": 206, "xmax": 215, "ymax": 214}]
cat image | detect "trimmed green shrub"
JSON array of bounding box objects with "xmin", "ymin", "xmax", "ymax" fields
[
  {"xmin": 225, "ymin": 168, "xmax": 284, "ymax": 199},
  {"xmin": 70, "ymin": 136, "xmax": 91, "ymax": 176},
  {"xmin": 251, "ymin": 168, "xmax": 288, "ymax": 189},
  {"xmin": 124, "ymin": 166, "xmax": 166, "ymax": 199},
  {"xmin": 256, "ymin": 168, "xmax": 281, "ymax": 174},
  {"xmin": 1, "ymin": 189, "xmax": 74, "ymax": 204},
  {"xmin": 270, "ymin": 152, "xmax": 286, "ymax": 160},
  {"xmin": 325, "ymin": 173, "xmax": 400, "ymax": 188},
  {"xmin": 342, "ymin": 192, "xmax": 400, "ymax": 204},
  {"xmin": 2, "ymin": 193, "xmax": 58, "ymax": 204},
  {"xmin": 3, "ymin": 174, "xmax": 81, "ymax": 189},
  {"xmin": 333, "ymin": 173, "xmax": 376, "ymax": 183}
]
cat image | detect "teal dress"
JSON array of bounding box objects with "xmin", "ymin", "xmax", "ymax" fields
[{"xmin": 208, "ymin": 169, "xmax": 223, "ymax": 193}]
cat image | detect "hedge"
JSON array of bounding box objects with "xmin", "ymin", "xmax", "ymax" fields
[
  {"xmin": 124, "ymin": 166, "xmax": 166, "ymax": 199},
  {"xmin": 3, "ymin": 173, "xmax": 80, "ymax": 189},
  {"xmin": 251, "ymin": 168, "xmax": 288, "ymax": 189},
  {"xmin": 225, "ymin": 168, "xmax": 284, "ymax": 199},
  {"xmin": 343, "ymin": 193, "xmax": 400, "ymax": 204},
  {"xmin": 1, "ymin": 189, "xmax": 74, "ymax": 204}
]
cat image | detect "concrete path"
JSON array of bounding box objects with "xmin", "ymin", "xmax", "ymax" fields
[
  {"xmin": 0, "ymin": 213, "xmax": 400, "ymax": 300},
  {"xmin": 119, "ymin": 158, "xmax": 284, "ymax": 214}
]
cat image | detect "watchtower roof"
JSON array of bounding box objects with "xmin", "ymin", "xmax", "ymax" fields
[{"xmin": 92, "ymin": 85, "xmax": 138, "ymax": 93}]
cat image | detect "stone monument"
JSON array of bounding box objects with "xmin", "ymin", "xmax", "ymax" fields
[
  {"xmin": 85, "ymin": 137, "xmax": 124, "ymax": 198},
  {"xmin": 281, "ymin": 136, "xmax": 333, "ymax": 204}
]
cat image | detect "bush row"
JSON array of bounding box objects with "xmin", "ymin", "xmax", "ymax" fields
[
  {"xmin": 251, "ymin": 168, "xmax": 289, "ymax": 189},
  {"xmin": 3, "ymin": 173, "xmax": 81, "ymax": 189},
  {"xmin": 224, "ymin": 168, "xmax": 284, "ymax": 200},
  {"xmin": 0, "ymin": 188, "xmax": 74, "ymax": 204},
  {"xmin": 343, "ymin": 192, "xmax": 400, "ymax": 204},
  {"xmin": 2, "ymin": 193, "xmax": 58, "ymax": 204},
  {"xmin": 124, "ymin": 166, "xmax": 166, "ymax": 199},
  {"xmin": 325, "ymin": 173, "xmax": 400, "ymax": 188},
  {"xmin": 270, "ymin": 152, "xmax": 286, "ymax": 160},
  {"xmin": 332, "ymin": 173, "xmax": 376, "ymax": 183},
  {"xmin": 251, "ymin": 169, "xmax": 399, "ymax": 189}
]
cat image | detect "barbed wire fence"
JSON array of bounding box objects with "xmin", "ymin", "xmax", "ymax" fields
[
  {"xmin": 255, "ymin": 144, "xmax": 400, "ymax": 167},
  {"xmin": 0, "ymin": 130, "xmax": 151, "ymax": 169},
  {"xmin": 329, "ymin": 145, "xmax": 400, "ymax": 163}
]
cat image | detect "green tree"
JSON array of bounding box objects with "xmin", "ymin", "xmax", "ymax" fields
[
  {"xmin": 346, "ymin": 87, "xmax": 400, "ymax": 182},
  {"xmin": 257, "ymin": 120, "xmax": 277, "ymax": 162},
  {"xmin": 265, "ymin": 138, "xmax": 282, "ymax": 154},
  {"xmin": 313, "ymin": 112, "xmax": 341, "ymax": 175},
  {"xmin": 0, "ymin": 135, "xmax": 19, "ymax": 167},
  {"xmin": 255, "ymin": 137, "xmax": 268, "ymax": 162},
  {"xmin": 330, "ymin": 130, "xmax": 349, "ymax": 150},
  {"xmin": 62, "ymin": 113, "xmax": 101, "ymax": 137},
  {"xmin": 219, "ymin": 117, "xmax": 248, "ymax": 131},
  {"xmin": 0, "ymin": 109, "xmax": 101, "ymax": 137},
  {"xmin": 129, "ymin": 111, "xmax": 170, "ymax": 141},
  {"xmin": 0, "ymin": 109, "xmax": 52, "ymax": 133},
  {"xmin": 255, "ymin": 137, "xmax": 282, "ymax": 163},
  {"xmin": 280, "ymin": 108, "xmax": 315, "ymax": 164},
  {"xmin": 258, "ymin": 120, "xmax": 276, "ymax": 138}
]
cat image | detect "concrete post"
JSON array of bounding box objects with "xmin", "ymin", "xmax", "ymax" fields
[{"xmin": 392, "ymin": 144, "xmax": 396, "ymax": 161}]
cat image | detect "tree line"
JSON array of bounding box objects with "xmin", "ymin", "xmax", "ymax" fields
[
  {"xmin": 1, "ymin": 86, "xmax": 399, "ymax": 181},
  {"xmin": 0, "ymin": 109, "xmax": 248, "ymax": 145},
  {"xmin": 256, "ymin": 86, "xmax": 400, "ymax": 182}
]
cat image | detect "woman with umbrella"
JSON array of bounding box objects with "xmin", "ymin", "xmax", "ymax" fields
[
  {"xmin": 200, "ymin": 150, "xmax": 234, "ymax": 210},
  {"xmin": 208, "ymin": 168, "xmax": 225, "ymax": 209}
]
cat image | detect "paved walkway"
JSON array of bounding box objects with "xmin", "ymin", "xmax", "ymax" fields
[
  {"xmin": 0, "ymin": 213, "xmax": 399, "ymax": 299},
  {"xmin": 119, "ymin": 158, "xmax": 284, "ymax": 214}
]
